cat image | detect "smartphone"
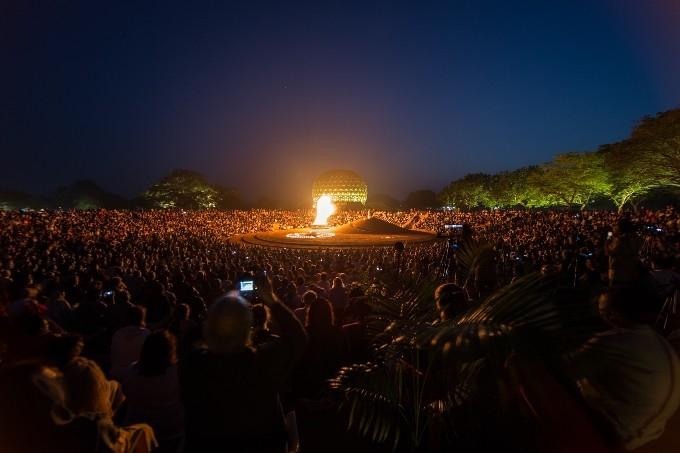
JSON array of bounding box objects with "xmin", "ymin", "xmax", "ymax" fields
[{"xmin": 240, "ymin": 280, "xmax": 254, "ymax": 292}]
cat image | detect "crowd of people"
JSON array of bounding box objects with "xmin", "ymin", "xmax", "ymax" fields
[{"xmin": 1, "ymin": 207, "xmax": 679, "ymax": 452}]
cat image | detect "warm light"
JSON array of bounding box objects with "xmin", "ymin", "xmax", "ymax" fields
[{"xmin": 313, "ymin": 194, "xmax": 335, "ymax": 226}]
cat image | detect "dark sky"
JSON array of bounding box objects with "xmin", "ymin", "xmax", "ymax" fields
[{"xmin": 2, "ymin": 0, "xmax": 680, "ymax": 203}]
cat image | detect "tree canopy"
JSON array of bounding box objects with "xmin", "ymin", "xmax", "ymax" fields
[
  {"xmin": 440, "ymin": 108, "xmax": 680, "ymax": 211},
  {"xmin": 141, "ymin": 169, "xmax": 241, "ymax": 209}
]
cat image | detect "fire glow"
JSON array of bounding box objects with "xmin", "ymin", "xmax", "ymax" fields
[{"xmin": 313, "ymin": 194, "xmax": 335, "ymax": 226}]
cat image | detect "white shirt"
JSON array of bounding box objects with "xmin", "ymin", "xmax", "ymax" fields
[{"xmin": 570, "ymin": 325, "xmax": 680, "ymax": 449}]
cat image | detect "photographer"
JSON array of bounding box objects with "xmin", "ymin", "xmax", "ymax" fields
[
  {"xmin": 179, "ymin": 275, "xmax": 306, "ymax": 453},
  {"xmin": 605, "ymin": 218, "xmax": 642, "ymax": 286}
]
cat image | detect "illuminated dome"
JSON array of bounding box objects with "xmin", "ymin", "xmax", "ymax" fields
[{"xmin": 312, "ymin": 169, "xmax": 367, "ymax": 206}]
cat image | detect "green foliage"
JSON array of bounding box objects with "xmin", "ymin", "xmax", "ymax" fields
[
  {"xmin": 487, "ymin": 166, "xmax": 556, "ymax": 208},
  {"xmin": 332, "ymin": 268, "xmax": 602, "ymax": 451},
  {"xmin": 141, "ymin": 169, "xmax": 237, "ymax": 209},
  {"xmin": 440, "ymin": 108, "xmax": 680, "ymax": 211},
  {"xmin": 600, "ymin": 142, "xmax": 654, "ymax": 211},
  {"xmin": 439, "ymin": 173, "xmax": 492, "ymax": 209},
  {"xmin": 602, "ymin": 109, "xmax": 680, "ymax": 211},
  {"xmin": 528, "ymin": 152, "xmax": 611, "ymax": 210}
]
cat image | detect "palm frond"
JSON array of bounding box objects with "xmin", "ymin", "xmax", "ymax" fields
[
  {"xmin": 422, "ymin": 273, "xmax": 600, "ymax": 362},
  {"xmin": 330, "ymin": 363, "xmax": 406, "ymax": 449}
]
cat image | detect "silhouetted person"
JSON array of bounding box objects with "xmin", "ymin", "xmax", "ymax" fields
[{"xmin": 180, "ymin": 277, "xmax": 306, "ymax": 452}]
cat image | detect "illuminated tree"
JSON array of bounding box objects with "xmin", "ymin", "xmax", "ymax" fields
[
  {"xmin": 439, "ymin": 173, "xmax": 492, "ymax": 209},
  {"xmin": 142, "ymin": 169, "xmax": 219, "ymax": 209},
  {"xmin": 488, "ymin": 166, "xmax": 554, "ymax": 208},
  {"xmin": 600, "ymin": 109, "xmax": 680, "ymax": 211},
  {"xmin": 528, "ymin": 152, "xmax": 611, "ymax": 210},
  {"xmin": 600, "ymin": 143, "xmax": 654, "ymax": 211},
  {"xmin": 629, "ymin": 109, "xmax": 680, "ymax": 185}
]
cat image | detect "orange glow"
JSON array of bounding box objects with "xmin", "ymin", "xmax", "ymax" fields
[{"xmin": 313, "ymin": 194, "xmax": 335, "ymax": 226}]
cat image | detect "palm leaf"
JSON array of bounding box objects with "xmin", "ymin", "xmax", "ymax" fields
[{"xmin": 423, "ymin": 273, "xmax": 600, "ymax": 362}]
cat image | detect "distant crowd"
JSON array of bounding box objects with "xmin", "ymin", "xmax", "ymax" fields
[{"xmin": 1, "ymin": 207, "xmax": 680, "ymax": 452}]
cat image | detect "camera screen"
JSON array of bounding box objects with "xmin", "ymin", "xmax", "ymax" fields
[{"xmin": 240, "ymin": 280, "xmax": 254, "ymax": 292}]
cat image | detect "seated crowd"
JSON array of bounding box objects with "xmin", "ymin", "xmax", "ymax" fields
[{"xmin": 0, "ymin": 208, "xmax": 679, "ymax": 452}]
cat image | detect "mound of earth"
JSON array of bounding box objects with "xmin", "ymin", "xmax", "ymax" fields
[{"xmin": 333, "ymin": 217, "xmax": 421, "ymax": 235}]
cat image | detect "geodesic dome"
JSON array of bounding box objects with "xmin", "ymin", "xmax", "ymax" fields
[{"xmin": 312, "ymin": 169, "xmax": 368, "ymax": 206}]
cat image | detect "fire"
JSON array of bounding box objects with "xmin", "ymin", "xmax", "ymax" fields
[{"xmin": 313, "ymin": 194, "xmax": 336, "ymax": 226}]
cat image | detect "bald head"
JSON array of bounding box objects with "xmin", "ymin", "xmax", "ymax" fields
[{"xmin": 204, "ymin": 295, "xmax": 252, "ymax": 354}]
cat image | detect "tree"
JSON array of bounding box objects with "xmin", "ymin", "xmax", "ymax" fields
[
  {"xmin": 52, "ymin": 180, "xmax": 129, "ymax": 209},
  {"xmin": 0, "ymin": 190, "xmax": 48, "ymax": 210},
  {"xmin": 528, "ymin": 152, "xmax": 611, "ymax": 210},
  {"xmin": 439, "ymin": 173, "xmax": 492, "ymax": 209},
  {"xmin": 629, "ymin": 109, "xmax": 680, "ymax": 186},
  {"xmin": 487, "ymin": 166, "xmax": 554, "ymax": 208},
  {"xmin": 141, "ymin": 169, "xmax": 219, "ymax": 209},
  {"xmin": 602, "ymin": 109, "xmax": 680, "ymax": 211},
  {"xmin": 600, "ymin": 142, "xmax": 655, "ymax": 211},
  {"xmin": 404, "ymin": 190, "xmax": 439, "ymax": 209}
]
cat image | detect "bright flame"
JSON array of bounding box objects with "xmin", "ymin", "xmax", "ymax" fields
[{"xmin": 313, "ymin": 195, "xmax": 336, "ymax": 226}]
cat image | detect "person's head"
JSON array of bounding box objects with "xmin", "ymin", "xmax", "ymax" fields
[
  {"xmin": 23, "ymin": 285, "xmax": 39, "ymax": 300},
  {"xmin": 110, "ymin": 277, "xmax": 125, "ymax": 291},
  {"xmin": 138, "ymin": 330, "xmax": 177, "ymax": 377},
  {"xmin": 614, "ymin": 217, "xmax": 634, "ymax": 235},
  {"xmin": 62, "ymin": 357, "xmax": 113, "ymax": 416},
  {"xmin": 302, "ymin": 290, "xmax": 317, "ymax": 307},
  {"xmin": 124, "ymin": 305, "xmax": 146, "ymax": 327},
  {"xmin": 251, "ymin": 304, "xmax": 270, "ymax": 331},
  {"xmin": 175, "ymin": 303, "xmax": 190, "ymax": 321},
  {"xmin": 306, "ymin": 297, "xmax": 334, "ymax": 329},
  {"xmin": 204, "ymin": 294, "xmax": 252, "ymax": 354},
  {"xmin": 598, "ymin": 286, "xmax": 648, "ymax": 327},
  {"xmin": 332, "ymin": 277, "xmax": 344, "ymax": 289},
  {"xmin": 434, "ymin": 283, "xmax": 468, "ymax": 321}
]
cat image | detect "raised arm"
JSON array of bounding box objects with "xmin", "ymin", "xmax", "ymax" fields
[{"xmin": 256, "ymin": 275, "xmax": 307, "ymax": 368}]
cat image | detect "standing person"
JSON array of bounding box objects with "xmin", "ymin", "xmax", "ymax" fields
[
  {"xmin": 180, "ymin": 276, "xmax": 306, "ymax": 453},
  {"xmin": 317, "ymin": 273, "xmax": 331, "ymax": 297},
  {"xmin": 295, "ymin": 298, "xmax": 347, "ymax": 399},
  {"xmin": 328, "ymin": 277, "xmax": 348, "ymax": 321},
  {"xmin": 605, "ymin": 218, "xmax": 642, "ymax": 286}
]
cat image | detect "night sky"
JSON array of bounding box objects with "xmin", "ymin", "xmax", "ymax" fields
[{"xmin": 2, "ymin": 0, "xmax": 680, "ymax": 203}]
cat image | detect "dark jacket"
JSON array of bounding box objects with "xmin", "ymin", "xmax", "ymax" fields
[{"xmin": 179, "ymin": 302, "xmax": 306, "ymax": 452}]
